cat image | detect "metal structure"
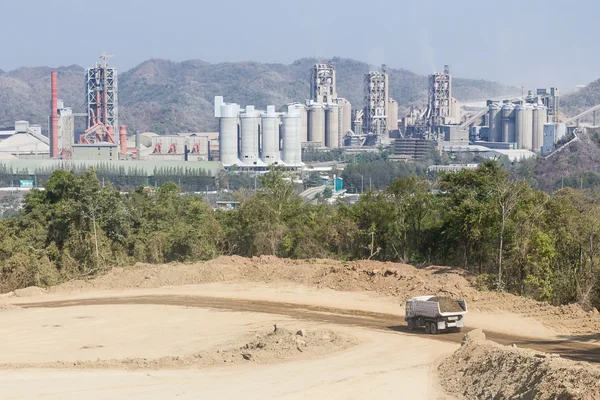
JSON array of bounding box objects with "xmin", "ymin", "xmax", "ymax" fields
[
  {"xmin": 363, "ymin": 65, "xmax": 388, "ymax": 136},
  {"xmin": 85, "ymin": 53, "xmax": 118, "ymax": 142},
  {"xmin": 310, "ymin": 64, "xmax": 337, "ymax": 104},
  {"xmin": 536, "ymin": 88, "xmax": 559, "ymax": 123},
  {"xmin": 427, "ymin": 65, "xmax": 452, "ymax": 129}
]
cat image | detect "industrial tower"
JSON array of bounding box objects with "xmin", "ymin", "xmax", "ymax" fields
[
  {"xmin": 427, "ymin": 65, "xmax": 452, "ymax": 129},
  {"xmin": 363, "ymin": 65, "xmax": 389, "ymax": 136},
  {"xmin": 310, "ymin": 64, "xmax": 337, "ymax": 104},
  {"xmin": 83, "ymin": 53, "xmax": 118, "ymax": 144}
]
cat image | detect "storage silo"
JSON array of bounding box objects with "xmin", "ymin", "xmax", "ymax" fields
[
  {"xmin": 337, "ymin": 98, "xmax": 352, "ymax": 138},
  {"xmin": 261, "ymin": 105, "xmax": 281, "ymax": 165},
  {"xmin": 515, "ymin": 104, "xmax": 524, "ymax": 149},
  {"xmin": 488, "ymin": 103, "xmax": 501, "ymax": 142},
  {"xmin": 308, "ymin": 103, "xmax": 325, "ymax": 145},
  {"xmin": 218, "ymin": 103, "xmax": 240, "ymax": 166},
  {"xmin": 325, "ymin": 104, "xmax": 340, "ymax": 149},
  {"xmin": 239, "ymin": 105, "xmax": 260, "ymax": 165},
  {"xmin": 299, "ymin": 104, "xmax": 308, "ymax": 142},
  {"xmin": 282, "ymin": 105, "xmax": 302, "ymax": 166},
  {"xmin": 532, "ymin": 105, "xmax": 547, "ymax": 152},
  {"xmin": 501, "ymin": 104, "xmax": 515, "ymax": 143},
  {"xmin": 522, "ymin": 104, "xmax": 533, "ymax": 150}
]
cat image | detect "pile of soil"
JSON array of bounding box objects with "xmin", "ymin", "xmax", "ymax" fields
[
  {"xmin": 439, "ymin": 329, "xmax": 600, "ymax": 399},
  {"xmin": 430, "ymin": 297, "xmax": 464, "ymax": 313},
  {"xmin": 42, "ymin": 255, "xmax": 600, "ymax": 335},
  {"xmin": 0, "ymin": 326, "xmax": 356, "ymax": 370}
]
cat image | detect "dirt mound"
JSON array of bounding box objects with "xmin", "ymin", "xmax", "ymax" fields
[
  {"xmin": 0, "ymin": 304, "xmax": 21, "ymax": 312},
  {"xmin": 439, "ymin": 330, "xmax": 600, "ymax": 399},
  {"xmin": 13, "ymin": 287, "xmax": 46, "ymax": 297},
  {"xmin": 0, "ymin": 326, "xmax": 356, "ymax": 370},
  {"xmin": 51, "ymin": 256, "xmax": 600, "ymax": 336},
  {"xmin": 430, "ymin": 297, "xmax": 464, "ymax": 313}
]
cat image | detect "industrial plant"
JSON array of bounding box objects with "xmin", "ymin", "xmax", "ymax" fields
[{"xmin": 0, "ymin": 53, "xmax": 599, "ymax": 189}]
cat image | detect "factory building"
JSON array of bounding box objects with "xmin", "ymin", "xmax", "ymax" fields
[
  {"xmin": 0, "ymin": 121, "xmax": 48, "ymax": 159},
  {"xmin": 392, "ymin": 138, "xmax": 434, "ymax": 160},
  {"xmin": 214, "ymin": 96, "xmax": 303, "ymax": 168},
  {"xmin": 363, "ymin": 66, "xmax": 389, "ymax": 136},
  {"xmin": 426, "ymin": 65, "xmax": 461, "ymax": 128},
  {"xmin": 310, "ymin": 64, "xmax": 337, "ymax": 104}
]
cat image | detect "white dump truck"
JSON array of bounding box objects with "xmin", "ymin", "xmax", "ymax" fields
[{"xmin": 404, "ymin": 295, "xmax": 467, "ymax": 334}]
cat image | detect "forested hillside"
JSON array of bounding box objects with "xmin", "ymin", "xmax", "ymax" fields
[
  {"xmin": 561, "ymin": 78, "xmax": 600, "ymax": 121},
  {"xmin": 1, "ymin": 163, "xmax": 600, "ymax": 311},
  {"xmin": 0, "ymin": 57, "xmax": 517, "ymax": 134}
]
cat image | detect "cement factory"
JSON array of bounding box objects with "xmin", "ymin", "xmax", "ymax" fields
[{"xmin": 0, "ymin": 54, "xmax": 599, "ymax": 187}]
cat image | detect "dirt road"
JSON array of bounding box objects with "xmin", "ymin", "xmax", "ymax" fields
[{"xmin": 20, "ymin": 294, "xmax": 600, "ymax": 364}]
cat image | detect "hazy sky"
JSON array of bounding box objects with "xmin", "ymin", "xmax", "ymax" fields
[{"xmin": 1, "ymin": 0, "xmax": 597, "ymax": 91}]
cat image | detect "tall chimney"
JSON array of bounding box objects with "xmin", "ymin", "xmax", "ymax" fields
[
  {"xmin": 51, "ymin": 72, "xmax": 59, "ymax": 158},
  {"xmin": 119, "ymin": 125, "xmax": 127, "ymax": 159}
]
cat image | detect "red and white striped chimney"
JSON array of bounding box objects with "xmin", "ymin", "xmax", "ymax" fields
[
  {"xmin": 51, "ymin": 71, "xmax": 59, "ymax": 158},
  {"xmin": 120, "ymin": 125, "xmax": 127, "ymax": 159}
]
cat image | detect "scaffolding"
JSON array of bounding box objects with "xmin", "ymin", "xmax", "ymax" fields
[
  {"xmin": 310, "ymin": 63, "xmax": 337, "ymax": 104},
  {"xmin": 427, "ymin": 65, "xmax": 451, "ymax": 130},
  {"xmin": 85, "ymin": 53, "xmax": 118, "ymax": 136},
  {"xmin": 363, "ymin": 65, "xmax": 388, "ymax": 136}
]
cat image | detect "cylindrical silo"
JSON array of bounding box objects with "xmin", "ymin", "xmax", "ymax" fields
[
  {"xmin": 532, "ymin": 105, "xmax": 547, "ymax": 152},
  {"xmin": 501, "ymin": 104, "xmax": 514, "ymax": 143},
  {"xmin": 218, "ymin": 103, "xmax": 240, "ymax": 166},
  {"xmin": 239, "ymin": 105, "xmax": 260, "ymax": 165},
  {"xmin": 532, "ymin": 105, "xmax": 540, "ymax": 152},
  {"xmin": 325, "ymin": 104, "xmax": 340, "ymax": 149},
  {"xmin": 339, "ymin": 98, "xmax": 352, "ymax": 138},
  {"xmin": 515, "ymin": 104, "xmax": 524, "ymax": 149},
  {"xmin": 308, "ymin": 103, "xmax": 325, "ymax": 145},
  {"xmin": 282, "ymin": 105, "xmax": 302, "ymax": 166},
  {"xmin": 488, "ymin": 103, "xmax": 501, "ymax": 142},
  {"xmin": 299, "ymin": 104, "xmax": 308, "ymax": 142},
  {"xmin": 261, "ymin": 105, "xmax": 280, "ymax": 164},
  {"xmin": 522, "ymin": 104, "xmax": 533, "ymax": 150}
]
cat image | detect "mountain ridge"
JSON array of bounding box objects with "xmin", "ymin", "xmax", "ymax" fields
[{"xmin": 0, "ymin": 57, "xmax": 519, "ymax": 134}]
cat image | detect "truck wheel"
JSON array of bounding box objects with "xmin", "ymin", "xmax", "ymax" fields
[
  {"xmin": 424, "ymin": 322, "xmax": 431, "ymax": 334},
  {"xmin": 407, "ymin": 319, "xmax": 415, "ymax": 331},
  {"xmin": 430, "ymin": 322, "xmax": 438, "ymax": 335}
]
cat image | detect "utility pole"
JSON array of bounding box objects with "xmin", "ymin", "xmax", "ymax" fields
[{"xmin": 361, "ymin": 174, "xmax": 364, "ymax": 193}]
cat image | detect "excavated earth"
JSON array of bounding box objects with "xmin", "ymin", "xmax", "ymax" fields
[
  {"xmin": 47, "ymin": 255, "xmax": 600, "ymax": 336},
  {"xmin": 439, "ymin": 329, "xmax": 600, "ymax": 399}
]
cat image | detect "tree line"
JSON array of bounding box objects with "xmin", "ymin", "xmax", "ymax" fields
[{"xmin": 1, "ymin": 161, "xmax": 600, "ymax": 310}]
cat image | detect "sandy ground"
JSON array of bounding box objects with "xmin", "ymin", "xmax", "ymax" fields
[
  {"xmin": 6, "ymin": 282, "xmax": 562, "ymax": 340},
  {"xmin": 0, "ymin": 300, "xmax": 456, "ymax": 399},
  {"xmin": 3, "ymin": 255, "xmax": 600, "ymax": 399}
]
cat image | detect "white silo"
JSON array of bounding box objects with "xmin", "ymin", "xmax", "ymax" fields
[
  {"xmin": 501, "ymin": 104, "xmax": 515, "ymax": 143},
  {"xmin": 282, "ymin": 105, "xmax": 302, "ymax": 166},
  {"xmin": 325, "ymin": 104, "xmax": 340, "ymax": 149},
  {"xmin": 308, "ymin": 103, "xmax": 325, "ymax": 145},
  {"xmin": 216, "ymin": 101, "xmax": 240, "ymax": 167},
  {"xmin": 532, "ymin": 105, "xmax": 547, "ymax": 152},
  {"xmin": 299, "ymin": 104, "xmax": 308, "ymax": 142},
  {"xmin": 261, "ymin": 105, "xmax": 281, "ymax": 165},
  {"xmin": 488, "ymin": 103, "xmax": 501, "ymax": 142},
  {"xmin": 515, "ymin": 104, "xmax": 525, "ymax": 149},
  {"xmin": 522, "ymin": 104, "xmax": 533, "ymax": 150},
  {"xmin": 240, "ymin": 105, "xmax": 260, "ymax": 165},
  {"xmin": 337, "ymin": 98, "xmax": 352, "ymax": 138}
]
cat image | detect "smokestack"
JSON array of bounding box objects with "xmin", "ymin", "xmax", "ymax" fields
[
  {"xmin": 51, "ymin": 72, "xmax": 59, "ymax": 158},
  {"xmin": 119, "ymin": 125, "xmax": 127, "ymax": 159}
]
